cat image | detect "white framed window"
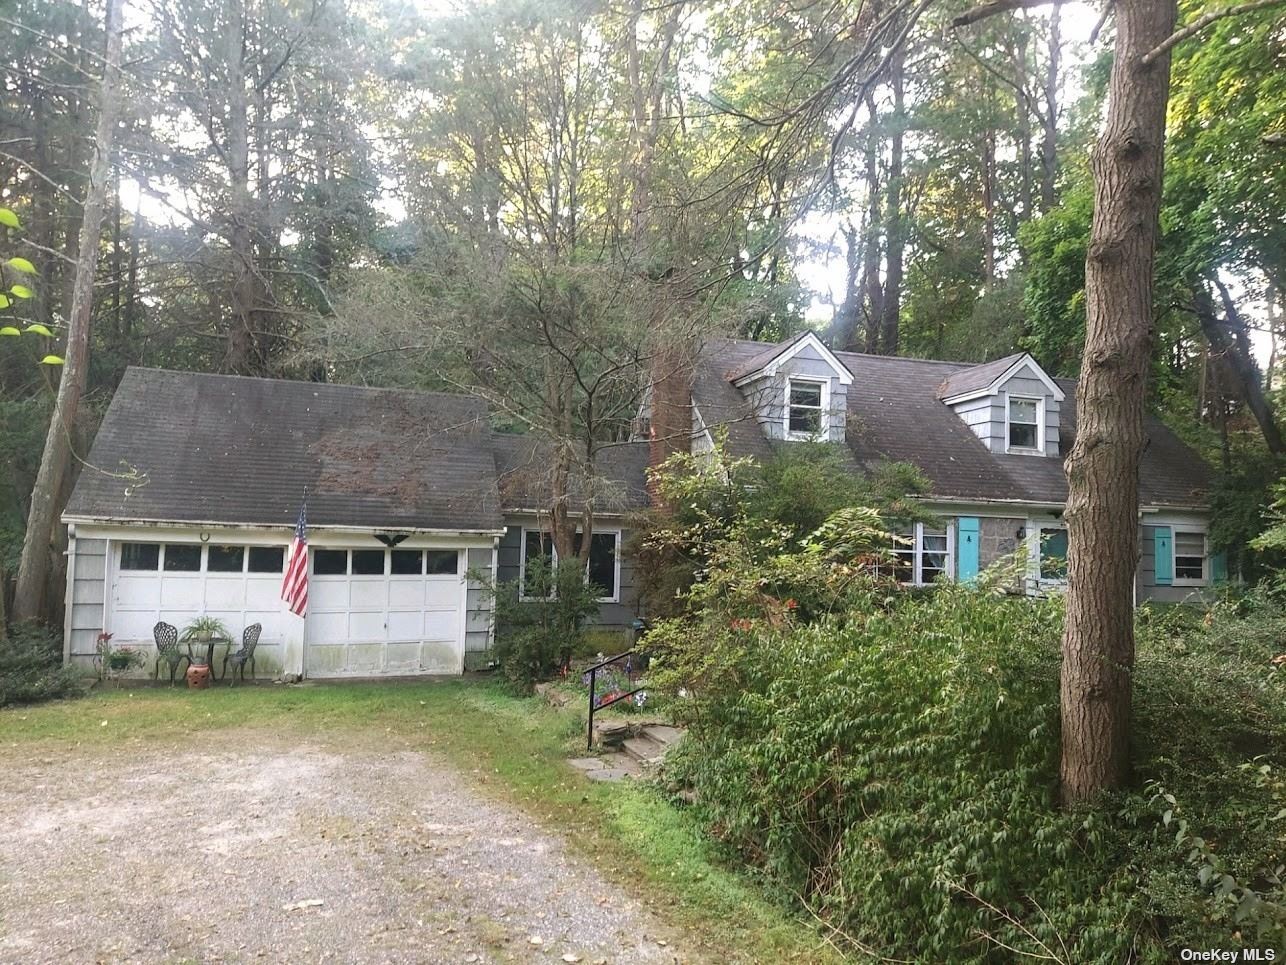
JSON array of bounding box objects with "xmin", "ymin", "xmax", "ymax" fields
[
  {"xmin": 1174, "ymin": 531, "xmax": 1207, "ymax": 585},
  {"xmin": 785, "ymin": 378, "xmax": 828, "ymax": 439},
  {"xmin": 1006, "ymin": 396, "xmax": 1043, "ymax": 452},
  {"xmin": 885, "ymin": 523, "xmax": 953, "ymax": 586},
  {"xmin": 519, "ymin": 528, "xmax": 621, "ymax": 603}
]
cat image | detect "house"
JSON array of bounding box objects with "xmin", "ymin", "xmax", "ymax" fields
[
  {"xmin": 651, "ymin": 332, "xmax": 1220, "ymax": 602},
  {"xmin": 61, "ymin": 368, "xmax": 648, "ymax": 679},
  {"xmin": 63, "ymin": 337, "xmax": 1218, "ymax": 680}
]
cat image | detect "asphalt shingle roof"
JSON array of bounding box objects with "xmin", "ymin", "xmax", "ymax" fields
[
  {"xmin": 935, "ymin": 352, "xmax": 1025, "ymax": 400},
  {"xmin": 66, "ymin": 368, "xmax": 506, "ymax": 531},
  {"xmin": 693, "ymin": 339, "xmax": 1212, "ymax": 510},
  {"xmin": 491, "ymin": 435, "xmax": 650, "ymax": 515}
]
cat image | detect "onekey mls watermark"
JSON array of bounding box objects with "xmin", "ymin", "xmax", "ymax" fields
[{"xmin": 1179, "ymin": 950, "xmax": 1277, "ymax": 963}]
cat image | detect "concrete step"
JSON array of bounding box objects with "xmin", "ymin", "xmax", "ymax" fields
[
  {"xmin": 622, "ymin": 735, "xmax": 666, "ymax": 764},
  {"xmin": 640, "ymin": 724, "xmax": 684, "ymax": 747}
]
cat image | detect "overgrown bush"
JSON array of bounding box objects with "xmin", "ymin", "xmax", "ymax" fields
[
  {"xmin": 651, "ymin": 576, "xmax": 1286, "ymax": 961},
  {"xmin": 0, "ymin": 622, "xmax": 83, "ymax": 707},
  {"xmin": 487, "ymin": 556, "xmax": 601, "ymax": 693}
]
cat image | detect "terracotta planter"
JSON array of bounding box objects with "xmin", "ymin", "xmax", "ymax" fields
[{"xmin": 186, "ymin": 664, "xmax": 211, "ymax": 689}]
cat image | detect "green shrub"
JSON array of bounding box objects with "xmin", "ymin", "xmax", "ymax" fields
[
  {"xmin": 0, "ymin": 622, "xmax": 83, "ymax": 707},
  {"xmin": 487, "ymin": 556, "xmax": 601, "ymax": 693},
  {"xmin": 653, "ymin": 579, "xmax": 1286, "ymax": 961}
]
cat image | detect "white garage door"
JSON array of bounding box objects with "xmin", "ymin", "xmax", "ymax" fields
[
  {"xmin": 305, "ymin": 547, "xmax": 464, "ymax": 677},
  {"xmin": 110, "ymin": 541, "xmax": 291, "ymax": 656}
]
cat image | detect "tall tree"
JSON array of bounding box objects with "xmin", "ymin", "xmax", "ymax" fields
[{"xmin": 13, "ymin": 0, "xmax": 125, "ymax": 621}]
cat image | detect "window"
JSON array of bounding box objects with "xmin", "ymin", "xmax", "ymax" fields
[
  {"xmin": 248, "ymin": 546, "xmax": 285, "ymax": 573},
  {"xmin": 1008, "ymin": 397, "xmax": 1041, "ymax": 451},
  {"xmin": 884, "ymin": 524, "xmax": 951, "ymax": 586},
  {"xmin": 425, "ymin": 549, "xmax": 459, "ymax": 576},
  {"xmin": 786, "ymin": 379, "xmax": 825, "ymax": 437},
  {"xmin": 575, "ymin": 532, "xmax": 619, "ymax": 601},
  {"xmin": 1039, "ymin": 528, "xmax": 1068, "ymax": 580},
  {"xmin": 313, "ymin": 549, "xmax": 347, "ymax": 575},
  {"xmin": 207, "ymin": 545, "xmax": 245, "ymax": 573},
  {"xmin": 920, "ymin": 528, "xmax": 949, "ymax": 582},
  {"xmin": 391, "ymin": 549, "xmax": 423, "ymax": 575},
  {"xmin": 119, "ymin": 542, "xmax": 160, "ymax": 570},
  {"xmin": 1175, "ymin": 531, "xmax": 1206, "ymax": 583},
  {"xmin": 163, "ymin": 544, "xmax": 201, "ymax": 572},
  {"xmin": 521, "ymin": 528, "xmax": 620, "ymax": 602},
  {"xmin": 351, "ymin": 550, "xmax": 385, "ymax": 575}
]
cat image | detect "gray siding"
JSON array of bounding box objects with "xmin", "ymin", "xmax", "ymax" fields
[
  {"xmin": 950, "ymin": 396, "xmax": 1005, "ymax": 451},
  {"xmin": 67, "ymin": 536, "xmax": 107, "ymax": 670},
  {"xmin": 465, "ymin": 546, "xmax": 493, "ymax": 654},
  {"xmin": 1137, "ymin": 524, "xmax": 1215, "ymax": 604},
  {"xmin": 497, "ymin": 522, "xmax": 641, "ymax": 631},
  {"xmin": 997, "ymin": 369, "xmax": 1061, "ymax": 457},
  {"xmin": 948, "ymin": 364, "xmax": 1062, "ymax": 458},
  {"xmin": 743, "ymin": 345, "xmax": 849, "ymax": 443}
]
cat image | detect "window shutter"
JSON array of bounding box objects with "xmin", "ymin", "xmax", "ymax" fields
[
  {"xmin": 957, "ymin": 517, "xmax": 980, "ymax": 583},
  {"xmin": 1152, "ymin": 526, "xmax": 1173, "ymax": 585},
  {"xmin": 1210, "ymin": 550, "xmax": 1228, "ymax": 584}
]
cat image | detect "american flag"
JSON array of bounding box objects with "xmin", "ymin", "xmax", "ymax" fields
[{"xmin": 281, "ymin": 501, "xmax": 308, "ymax": 617}]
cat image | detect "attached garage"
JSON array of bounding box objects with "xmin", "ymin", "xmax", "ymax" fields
[{"xmin": 305, "ymin": 546, "xmax": 467, "ymax": 676}]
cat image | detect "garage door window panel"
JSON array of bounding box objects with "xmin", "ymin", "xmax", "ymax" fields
[
  {"xmin": 313, "ymin": 549, "xmax": 348, "ymax": 575},
  {"xmin": 120, "ymin": 543, "xmax": 160, "ymax": 570},
  {"xmin": 425, "ymin": 550, "xmax": 459, "ymax": 576},
  {"xmin": 248, "ymin": 546, "xmax": 285, "ymax": 573},
  {"xmin": 391, "ymin": 550, "xmax": 423, "ymax": 575},
  {"xmin": 208, "ymin": 545, "xmax": 245, "ymax": 573},
  {"xmin": 163, "ymin": 544, "xmax": 202, "ymax": 572},
  {"xmin": 351, "ymin": 550, "xmax": 386, "ymax": 575}
]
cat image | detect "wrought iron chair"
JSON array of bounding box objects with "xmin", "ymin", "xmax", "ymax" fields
[
  {"xmin": 222, "ymin": 623, "xmax": 262, "ymax": 685},
  {"xmin": 152, "ymin": 621, "xmax": 187, "ymax": 685}
]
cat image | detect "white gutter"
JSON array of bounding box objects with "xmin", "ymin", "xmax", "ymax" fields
[{"xmin": 60, "ymin": 514, "xmax": 505, "ymax": 538}]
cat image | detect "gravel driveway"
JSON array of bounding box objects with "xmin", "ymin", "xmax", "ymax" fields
[{"xmin": 0, "ymin": 733, "xmax": 689, "ymax": 964}]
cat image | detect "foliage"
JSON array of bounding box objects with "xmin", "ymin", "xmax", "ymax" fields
[
  {"xmin": 180, "ymin": 615, "xmax": 230, "ymax": 641},
  {"xmin": 651, "ymin": 572, "xmax": 1286, "ymax": 961},
  {"xmin": 0, "ymin": 622, "xmax": 82, "ymax": 707},
  {"xmin": 631, "ymin": 438, "xmax": 933, "ymax": 619},
  {"xmin": 486, "ymin": 556, "xmax": 602, "ymax": 693}
]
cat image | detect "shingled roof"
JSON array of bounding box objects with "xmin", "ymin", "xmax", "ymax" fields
[
  {"xmin": 65, "ymin": 368, "xmax": 506, "ymax": 531},
  {"xmin": 692, "ymin": 339, "xmax": 1212, "ymax": 510},
  {"xmin": 492, "ymin": 435, "xmax": 650, "ymax": 515}
]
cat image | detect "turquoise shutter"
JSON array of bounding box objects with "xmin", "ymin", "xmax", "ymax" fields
[
  {"xmin": 1152, "ymin": 526, "xmax": 1173, "ymax": 585},
  {"xmin": 1210, "ymin": 550, "xmax": 1228, "ymax": 584},
  {"xmin": 957, "ymin": 517, "xmax": 980, "ymax": 583}
]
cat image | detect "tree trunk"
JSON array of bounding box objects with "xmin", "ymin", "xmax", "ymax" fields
[
  {"xmin": 1194, "ymin": 280, "xmax": 1285, "ymax": 454},
  {"xmin": 861, "ymin": 95, "xmax": 884, "ymax": 354},
  {"xmin": 1040, "ymin": 5, "xmax": 1062, "ymax": 211},
  {"xmin": 226, "ymin": 0, "xmax": 257, "ymax": 374},
  {"xmin": 13, "ymin": 0, "xmax": 124, "ymax": 623},
  {"xmin": 981, "ymin": 123, "xmax": 997, "ymax": 288},
  {"xmin": 879, "ymin": 48, "xmax": 905, "ymax": 355},
  {"xmin": 1059, "ymin": 0, "xmax": 1177, "ymax": 805}
]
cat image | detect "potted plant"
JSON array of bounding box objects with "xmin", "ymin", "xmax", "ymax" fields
[{"xmin": 181, "ymin": 616, "xmax": 229, "ymax": 643}]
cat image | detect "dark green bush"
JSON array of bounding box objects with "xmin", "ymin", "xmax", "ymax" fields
[
  {"xmin": 488, "ymin": 556, "xmax": 601, "ymax": 693},
  {"xmin": 655, "ymin": 586, "xmax": 1286, "ymax": 961},
  {"xmin": 0, "ymin": 622, "xmax": 83, "ymax": 707}
]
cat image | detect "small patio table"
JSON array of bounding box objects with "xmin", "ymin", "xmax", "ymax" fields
[{"xmin": 187, "ymin": 637, "xmax": 233, "ymax": 682}]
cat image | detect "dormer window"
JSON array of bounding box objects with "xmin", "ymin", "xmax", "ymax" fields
[
  {"xmin": 786, "ymin": 378, "xmax": 826, "ymax": 438},
  {"xmin": 1007, "ymin": 396, "xmax": 1042, "ymax": 452}
]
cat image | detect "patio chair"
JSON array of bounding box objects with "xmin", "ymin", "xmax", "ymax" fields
[
  {"xmin": 222, "ymin": 623, "xmax": 262, "ymax": 685},
  {"xmin": 152, "ymin": 622, "xmax": 187, "ymax": 685}
]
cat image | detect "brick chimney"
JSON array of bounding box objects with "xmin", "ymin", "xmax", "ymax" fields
[{"xmin": 647, "ymin": 343, "xmax": 693, "ymax": 506}]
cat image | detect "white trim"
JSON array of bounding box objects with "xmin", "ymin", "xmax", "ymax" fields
[
  {"xmin": 940, "ymin": 354, "xmax": 1066, "ymax": 405},
  {"xmin": 891, "ymin": 522, "xmax": 955, "ymax": 586},
  {"xmin": 1005, "ymin": 394, "xmax": 1045, "ymax": 454},
  {"xmin": 519, "ymin": 526, "xmax": 623, "ymax": 604},
  {"xmin": 784, "ymin": 376, "xmax": 831, "ymax": 440},
  {"xmin": 63, "ymin": 524, "xmax": 77, "ymax": 664},
  {"xmin": 62, "ymin": 514, "xmax": 505, "ymax": 538},
  {"xmin": 691, "ymin": 402, "xmax": 716, "ymax": 455},
  {"xmin": 1026, "ymin": 520, "xmax": 1069, "ymax": 589},
  {"xmin": 732, "ymin": 331, "xmax": 854, "ymax": 387}
]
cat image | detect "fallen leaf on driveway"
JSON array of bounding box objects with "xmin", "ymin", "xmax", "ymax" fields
[
  {"xmin": 281, "ymin": 899, "xmax": 324, "ymax": 912},
  {"xmin": 528, "ymin": 935, "xmax": 544, "ymax": 946},
  {"xmin": 562, "ymin": 954, "xmax": 582, "ymax": 963}
]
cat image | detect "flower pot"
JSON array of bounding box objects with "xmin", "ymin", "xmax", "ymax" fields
[
  {"xmin": 195, "ymin": 630, "xmax": 213, "ymax": 642},
  {"xmin": 186, "ymin": 664, "xmax": 211, "ymax": 689}
]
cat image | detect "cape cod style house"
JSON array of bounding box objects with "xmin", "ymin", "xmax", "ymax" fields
[
  {"xmin": 62, "ymin": 335, "xmax": 1217, "ymax": 679},
  {"xmin": 654, "ymin": 332, "xmax": 1220, "ymax": 602}
]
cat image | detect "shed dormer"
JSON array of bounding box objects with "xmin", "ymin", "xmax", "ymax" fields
[
  {"xmin": 728, "ymin": 332, "xmax": 854, "ymax": 443},
  {"xmin": 937, "ymin": 353, "xmax": 1065, "ymax": 457}
]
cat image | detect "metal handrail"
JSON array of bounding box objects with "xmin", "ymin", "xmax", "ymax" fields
[{"xmin": 585, "ymin": 649, "xmax": 643, "ymax": 750}]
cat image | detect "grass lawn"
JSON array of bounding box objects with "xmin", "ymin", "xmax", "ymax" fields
[{"xmin": 0, "ymin": 679, "xmax": 843, "ymax": 963}]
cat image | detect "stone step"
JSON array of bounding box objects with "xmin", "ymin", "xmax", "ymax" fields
[
  {"xmin": 640, "ymin": 724, "xmax": 684, "ymax": 747},
  {"xmin": 622, "ymin": 735, "xmax": 666, "ymax": 764}
]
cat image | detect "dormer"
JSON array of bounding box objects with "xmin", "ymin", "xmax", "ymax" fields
[
  {"xmin": 728, "ymin": 332, "xmax": 854, "ymax": 444},
  {"xmin": 937, "ymin": 353, "xmax": 1065, "ymax": 458}
]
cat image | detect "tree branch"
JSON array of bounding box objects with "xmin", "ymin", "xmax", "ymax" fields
[
  {"xmin": 1141, "ymin": 0, "xmax": 1286, "ymax": 65},
  {"xmin": 952, "ymin": 0, "xmax": 1067, "ymax": 28}
]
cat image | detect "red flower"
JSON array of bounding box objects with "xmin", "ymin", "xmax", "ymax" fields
[{"xmin": 785, "ymin": 599, "xmax": 798, "ymax": 610}]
